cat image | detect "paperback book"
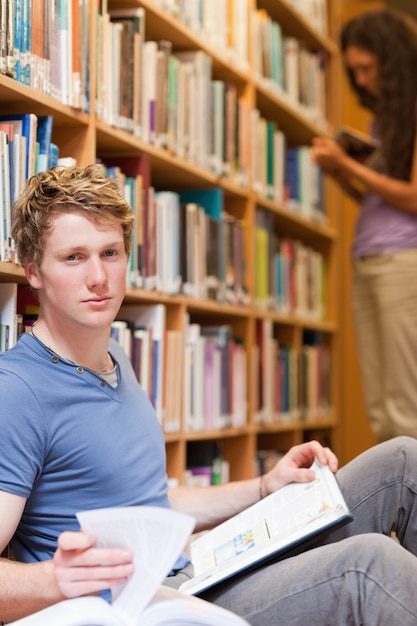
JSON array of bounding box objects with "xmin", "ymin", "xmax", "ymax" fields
[
  {"xmin": 179, "ymin": 460, "xmax": 352, "ymax": 596},
  {"xmin": 9, "ymin": 506, "xmax": 249, "ymax": 626}
]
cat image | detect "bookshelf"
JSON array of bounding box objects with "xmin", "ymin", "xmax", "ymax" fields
[{"xmin": 0, "ymin": 0, "xmax": 343, "ymax": 484}]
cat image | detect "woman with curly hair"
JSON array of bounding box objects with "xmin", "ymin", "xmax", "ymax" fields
[{"xmin": 312, "ymin": 8, "xmax": 417, "ymax": 443}]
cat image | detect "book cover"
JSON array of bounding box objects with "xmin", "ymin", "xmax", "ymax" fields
[{"xmin": 335, "ymin": 126, "xmax": 382, "ymax": 168}]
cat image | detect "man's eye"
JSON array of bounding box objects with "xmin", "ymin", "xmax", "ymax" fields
[{"xmin": 104, "ymin": 250, "xmax": 116, "ymax": 257}]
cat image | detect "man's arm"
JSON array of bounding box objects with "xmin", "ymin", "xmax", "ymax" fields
[
  {"xmin": 0, "ymin": 490, "xmax": 61, "ymax": 622},
  {"xmin": 0, "ymin": 490, "xmax": 134, "ymax": 622},
  {"xmin": 168, "ymin": 440, "xmax": 338, "ymax": 531}
]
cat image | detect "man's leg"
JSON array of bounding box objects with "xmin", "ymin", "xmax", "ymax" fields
[
  {"xmin": 328, "ymin": 436, "xmax": 417, "ymax": 551},
  {"xmin": 203, "ymin": 533, "xmax": 417, "ymax": 625},
  {"xmin": 201, "ymin": 437, "xmax": 417, "ymax": 624}
]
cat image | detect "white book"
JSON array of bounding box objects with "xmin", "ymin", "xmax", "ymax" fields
[
  {"xmin": 0, "ymin": 131, "xmax": 6, "ymax": 261},
  {"xmin": 0, "ymin": 282, "xmax": 17, "ymax": 348},
  {"xmin": 283, "ymin": 36, "xmax": 299, "ymax": 104},
  {"xmin": 174, "ymin": 51, "xmax": 212, "ymax": 170},
  {"xmin": 273, "ymin": 128, "xmax": 285, "ymax": 205},
  {"xmin": 9, "ymin": 506, "xmax": 249, "ymax": 626},
  {"xmin": 142, "ymin": 41, "xmax": 157, "ymax": 144},
  {"xmin": 154, "ymin": 191, "xmax": 180, "ymax": 295},
  {"xmin": 119, "ymin": 304, "xmax": 166, "ymax": 423}
]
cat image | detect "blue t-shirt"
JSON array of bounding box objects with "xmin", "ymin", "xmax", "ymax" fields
[{"xmin": 0, "ymin": 334, "xmax": 188, "ymax": 571}]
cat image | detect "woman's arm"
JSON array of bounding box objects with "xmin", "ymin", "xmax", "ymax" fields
[{"xmin": 311, "ymin": 135, "xmax": 417, "ymax": 214}]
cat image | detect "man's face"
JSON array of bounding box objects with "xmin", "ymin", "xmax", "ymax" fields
[{"xmin": 26, "ymin": 211, "xmax": 128, "ymax": 333}]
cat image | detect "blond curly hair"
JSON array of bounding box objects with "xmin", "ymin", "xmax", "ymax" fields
[{"xmin": 11, "ymin": 163, "xmax": 135, "ymax": 268}]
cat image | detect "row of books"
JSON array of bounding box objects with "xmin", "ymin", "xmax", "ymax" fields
[
  {"xmin": 111, "ymin": 306, "xmax": 248, "ymax": 434},
  {"xmin": 252, "ymin": 10, "xmax": 327, "ymax": 129},
  {"xmin": 111, "ymin": 304, "xmax": 182, "ymax": 433},
  {"xmin": 286, "ymin": 0, "xmax": 329, "ymax": 35},
  {"xmin": 254, "ymin": 319, "xmax": 332, "ymax": 424},
  {"xmin": 148, "ymin": 0, "xmax": 328, "ymax": 58},
  {"xmin": 104, "ymin": 157, "xmax": 249, "ymax": 305},
  {"xmin": 284, "ymin": 146, "xmax": 325, "ymax": 220},
  {"xmin": 97, "ymin": 7, "xmax": 251, "ymax": 183},
  {"xmin": 2, "ymin": 291, "xmax": 330, "ymax": 430},
  {"xmin": 146, "ymin": 0, "xmax": 249, "ymax": 70},
  {"xmin": 0, "ymin": 125, "xmax": 323, "ymax": 316},
  {"xmin": 255, "ymin": 210, "xmax": 325, "ymax": 319},
  {"xmin": 184, "ymin": 442, "xmax": 230, "ymax": 486},
  {"xmin": 0, "ymin": 113, "xmax": 76, "ymax": 262},
  {"xmin": 183, "ymin": 460, "xmax": 231, "ymax": 487},
  {"xmin": 251, "ymin": 119, "xmax": 325, "ymax": 221},
  {"xmin": 183, "ymin": 318, "xmax": 247, "ymax": 433},
  {"xmin": 0, "ymin": 0, "xmax": 90, "ymax": 110},
  {"xmin": 95, "ymin": 7, "xmax": 329, "ymax": 187}
]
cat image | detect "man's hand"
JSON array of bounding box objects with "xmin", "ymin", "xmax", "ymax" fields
[
  {"xmin": 53, "ymin": 531, "xmax": 134, "ymax": 599},
  {"xmin": 261, "ymin": 440, "xmax": 339, "ymax": 497}
]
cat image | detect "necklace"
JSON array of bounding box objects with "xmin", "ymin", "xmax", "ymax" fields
[{"xmin": 31, "ymin": 323, "xmax": 114, "ymax": 374}]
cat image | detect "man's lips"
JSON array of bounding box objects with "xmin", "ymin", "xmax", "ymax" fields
[{"xmin": 84, "ymin": 297, "xmax": 112, "ymax": 305}]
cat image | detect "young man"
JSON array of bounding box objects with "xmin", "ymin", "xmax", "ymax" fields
[{"xmin": 1, "ymin": 164, "xmax": 417, "ymax": 624}]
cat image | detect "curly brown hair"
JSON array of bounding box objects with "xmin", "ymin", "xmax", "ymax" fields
[
  {"xmin": 11, "ymin": 163, "xmax": 135, "ymax": 269},
  {"xmin": 341, "ymin": 9, "xmax": 417, "ymax": 180}
]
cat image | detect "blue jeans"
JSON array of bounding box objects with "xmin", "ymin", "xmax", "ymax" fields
[{"xmin": 174, "ymin": 437, "xmax": 417, "ymax": 625}]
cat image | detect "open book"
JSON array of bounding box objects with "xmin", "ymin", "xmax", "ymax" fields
[
  {"xmin": 179, "ymin": 460, "xmax": 352, "ymax": 596},
  {"xmin": 8, "ymin": 506, "xmax": 249, "ymax": 626},
  {"xmin": 335, "ymin": 126, "xmax": 382, "ymax": 168}
]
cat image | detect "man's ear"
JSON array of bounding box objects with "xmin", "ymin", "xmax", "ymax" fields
[{"xmin": 25, "ymin": 263, "xmax": 43, "ymax": 290}]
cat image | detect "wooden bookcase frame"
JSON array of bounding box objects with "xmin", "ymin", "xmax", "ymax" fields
[{"xmin": 0, "ymin": 0, "xmax": 345, "ymax": 483}]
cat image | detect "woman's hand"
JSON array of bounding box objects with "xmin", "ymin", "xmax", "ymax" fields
[
  {"xmin": 261, "ymin": 440, "xmax": 339, "ymax": 497},
  {"xmin": 53, "ymin": 531, "xmax": 134, "ymax": 599},
  {"xmin": 311, "ymin": 137, "xmax": 347, "ymax": 175}
]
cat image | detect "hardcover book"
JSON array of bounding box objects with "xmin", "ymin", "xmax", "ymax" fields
[{"xmin": 335, "ymin": 126, "xmax": 382, "ymax": 167}]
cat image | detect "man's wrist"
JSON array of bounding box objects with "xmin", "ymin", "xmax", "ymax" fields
[{"xmin": 259, "ymin": 475, "xmax": 265, "ymax": 500}]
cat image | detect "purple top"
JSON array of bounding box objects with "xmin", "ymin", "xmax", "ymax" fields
[
  {"xmin": 352, "ymin": 191, "xmax": 417, "ymax": 257},
  {"xmin": 351, "ymin": 120, "xmax": 417, "ymax": 258}
]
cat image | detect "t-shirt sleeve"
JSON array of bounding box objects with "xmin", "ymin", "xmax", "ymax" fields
[{"xmin": 0, "ymin": 368, "xmax": 48, "ymax": 497}]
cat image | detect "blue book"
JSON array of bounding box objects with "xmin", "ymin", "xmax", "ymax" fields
[
  {"xmin": 36, "ymin": 116, "xmax": 54, "ymax": 157},
  {"xmin": 49, "ymin": 143, "xmax": 60, "ymax": 168},
  {"xmin": 285, "ymin": 147, "xmax": 300, "ymax": 212},
  {"xmin": 178, "ymin": 188, "xmax": 224, "ymax": 221},
  {"xmin": 13, "ymin": 0, "xmax": 22, "ymax": 83}
]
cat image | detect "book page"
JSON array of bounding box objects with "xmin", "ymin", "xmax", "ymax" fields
[
  {"xmin": 7, "ymin": 596, "xmax": 126, "ymax": 626},
  {"xmin": 180, "ymin": 461, "xmax": 351, "ymax": 595},
  {"xmin": 140, "ymin": 586, "xmax": 250, "ymax": 626},
  {"xmin": 76, "ymin": 506, "xmax": 195, "ymax": 626}
]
